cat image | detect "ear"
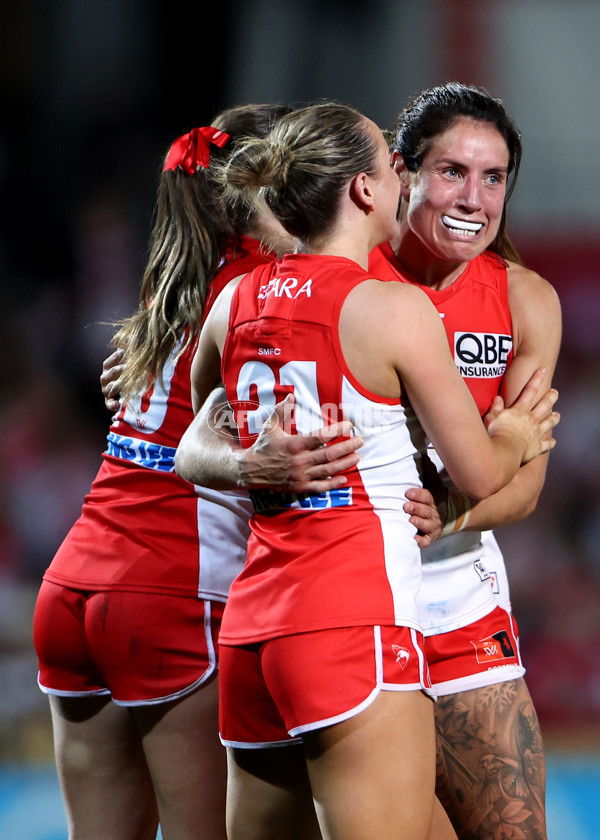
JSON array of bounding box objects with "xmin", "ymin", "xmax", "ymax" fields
[
  {"xmin": 392, "ymin": 151, "xmax": 412, "ymax": 199},
  {"xmin": 350, "ymin": 171, "xmax": 375, "ymax": 211}
]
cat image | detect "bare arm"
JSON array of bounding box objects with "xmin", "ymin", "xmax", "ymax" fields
[
  {"xmin": 174, "ymin": 276, "xmax": 364, "ymax": 491},
  {"xmin": 404, "ymin": 265, "xmax": 562, "ymax": 541},
  {"xmin": 177, "ymin": 275, "xmax": 559, "ymax": 502},
  {"xmin": 176, "ymin": 389, "xmax": 364, "ymax": 491},
  {"xmin": 340, "ymin": 279, "xmax": 558, "ymax": 500}
]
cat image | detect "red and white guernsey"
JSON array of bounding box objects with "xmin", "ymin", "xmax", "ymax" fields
[
  {"xmin": 369, "ymin": 244, "xmax": 514, "ymax": 633},
  {"xmin": 43, "ymin": 237, "xmax": 274, "ymax": 601},
  {"xmin": 219, "ymin": 253, "xmax": 425, "ymax": 645}
]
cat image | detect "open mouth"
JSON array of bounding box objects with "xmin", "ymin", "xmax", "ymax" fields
[{"xmin": 442, "ymin": 215, "xmax": 483, "ymax": 237}]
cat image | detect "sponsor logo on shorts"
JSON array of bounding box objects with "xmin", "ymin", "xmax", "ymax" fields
[
  {"xmin": 392, "ymin": 645, "xmax": 410, "ymax": 669},
  {"xmin": 471, "ymin": 630, "xmax": 516, "ymax": 664}
]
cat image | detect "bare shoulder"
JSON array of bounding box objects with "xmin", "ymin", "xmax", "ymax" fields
[
  {"xmin": 344, "ymin": 278, "xmax": 441, "ymax": 342},
  {"xmin": 353, "ymin": 276, "xmax": 435, "ymax": 311},
  {"xmin": 506, "ymin": 260, "xmax": 561, "ymax": 314},
  {"xmin": 505, "ymin": 260, "xmax": 562, "ymax": 360},
  {"xmin": 211, "ymin": 272, "xmax": 247, "ymax": 315}
]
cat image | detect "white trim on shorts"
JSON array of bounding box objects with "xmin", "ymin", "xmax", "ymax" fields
[
  {"xmin": 432, "ymin": 610, "xmax": 525, "ymax": 697},
  {"xmin": 432, "ymin": 662, "xmax": 526, "ymax": 697},
  {"xmin": 289, "ymin": 626, "xmax": 434, "ymax": 738},
  {"xmin": 220, "ymin": 626, "xmax": 433, "ymax": 750},
  {"xmin": 37, "ymin": 680, "xmax": 111, "ymax": 699},
  {"xmin": 220, "ymin": 735, "xmax": 303, "ymax": 749}
]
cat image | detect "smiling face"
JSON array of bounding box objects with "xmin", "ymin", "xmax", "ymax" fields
[{"xmin": 402, "ymin": 117, "xmax": 510, "ymax": 265}]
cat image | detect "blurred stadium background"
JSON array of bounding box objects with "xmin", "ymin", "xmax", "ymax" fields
[{"xmin": 1, "ymin": 1, "xmax": 599, "ymax": 837}]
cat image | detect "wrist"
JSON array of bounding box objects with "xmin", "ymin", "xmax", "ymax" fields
[{"xmin": 440, "ymin": 490, "xmax": 473, "ymax": 537}]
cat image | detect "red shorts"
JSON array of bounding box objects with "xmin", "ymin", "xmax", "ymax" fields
[
  {"xmin": 424, "ymin": 606, "xmax": 524, "ymax": 696},
  {"xmin": 219, "ymin": 625, "xmax": 433, "ymax": 747},
  {"xmin": 33, "ymin": 580, "xmax": 224, "ymax": 705}
]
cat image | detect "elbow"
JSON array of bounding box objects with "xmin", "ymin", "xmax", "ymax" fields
[
  {"xmin": 515, "ymin": 488, "xmax": 541, "ymax": 521},
  {"xmin": 453, "ymin": 469, "xmax": 508, "ymax": 501},
  {"xmin": 174, "ymin": 445, "xmax": 195, "ymax": 484},
  {"xmin": 521, "ymin": 494, "xmax": 540, "ymax": 519}
]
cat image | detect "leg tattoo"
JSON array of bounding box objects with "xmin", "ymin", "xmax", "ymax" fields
[{"xmin": 434, "ymin": 679, "xmax": 547, "ymax": 840}]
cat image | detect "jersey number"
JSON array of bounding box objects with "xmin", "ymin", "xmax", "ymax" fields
[{"xmin": 236, "ymin": 359, "xmax": 321, "ymax": 435}]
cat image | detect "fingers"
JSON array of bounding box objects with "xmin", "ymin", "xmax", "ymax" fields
[
  {"xmin": 100, "ymin": 364, "xmax": 124, "ymax": 388},
  {"xmin": 538, "ymin": 410, "xmax": 561, "ymax": 449},
  {"xmin": 405, "ymin": 487, "xmax": 436, "ymax": 506},
  {"xmin": 510, "ymin": 367, "xmax": 547, "ymax": 409},
  {"xmin": 301, "ymin": 450, "xmax": 362, "ymax": 482},
  {"xmin": 268, "ymin": 393, "xmax": 296, "ymax": 430},
  {"xmin": 286, "ymin": 439, "xmax": 363, "ymax": 486},
  {"xmin": 102, "ymin": 348, "xmax": 125, "ymax": 370},
  {"xmin": 530, "ymin": 388, "xmax": 559, "ymax": 421},
  {"xmin": 403, "ymin": 494, "xmax": 444, "ymax": 545},
  {"xmin": 483, "ymin": 395, "xmax": 505, "ymax": 429},
  {"xmin": 100, "ymin": 349, "xmax": 125, "ymax": 412},
  {"xmin": 269, "ymin": 395, "xmax": 357, "ymax": 450}
]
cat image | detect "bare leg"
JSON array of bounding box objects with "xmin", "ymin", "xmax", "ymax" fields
[
  {"xmin": 431, "ymin": 797, "xmax": 460, "ymax": 840},
  {"xmin": 304, "ymin": 690, "xmax": 436, "ymax": 840},
  {"xmin": 49, "ymin": 694, "xmax": 159, "ymax": 840},
  {"xmin": 226, "ymin": 742, "xmax": 322, "ymax": 840},
  {"xmin": 134, "ymin": 678, "xmax": 228, "ymax": 840},
  {"xmin": 434, "ymin": 678, "xmax": 547, "ymax": 840}
]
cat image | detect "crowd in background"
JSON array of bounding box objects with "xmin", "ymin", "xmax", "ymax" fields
[
  {"xmin": 1, "ymin": 0, "xmax": 599, "ymax": 763},
  {"xmin": 1, "ymin": 154, "xmax": 599, "ymax": 760}
]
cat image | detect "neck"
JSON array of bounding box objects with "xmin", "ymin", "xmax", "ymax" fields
[{"xmin": 296, "ymin": 224, "xmax": 375, "ymax": 271}]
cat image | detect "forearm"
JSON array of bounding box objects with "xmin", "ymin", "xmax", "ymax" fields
[
  {"xmin": 175, "ymin": 389, "xmax": 245, "ymax": 490},
  {"xmin": 176, "ymin": 389, "xmax": 364, "ymax": 493},
  {"xmin": 463, "ymin": 455, "xmax": 548, "ymax": 532}
]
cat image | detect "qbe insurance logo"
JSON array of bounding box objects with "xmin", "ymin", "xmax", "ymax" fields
[{"xmin": 453, "ymin": 332, "xmax": 513, "ymax": 378}]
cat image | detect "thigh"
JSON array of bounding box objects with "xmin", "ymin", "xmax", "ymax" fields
[
  {"xmin": 226, "ymin": 744, "xmax": 321, "ymax": 840},
  {"xmin": 434, "ymin": 677, "xmax": 547, "ymax": 840},
  {"xmin": 49, "ymin": 694, "xmax": 158, "ymax": 840},
  {"xmin": 85, "ymin": 592, "xmax": 221, "ymax": 703},
  {"xmin": 134, "ymin": 677, "xmax": 228, "ymax": 840},
  {"xmin": 304, "ymin": 689, "xmax": 436, "ymax": 840}
]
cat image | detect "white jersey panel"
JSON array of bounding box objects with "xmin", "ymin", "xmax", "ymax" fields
[
  {"xmin": 341, "ymin": 376, "xmax": 423, "ymax": 630},
  {"xmin": 195, "ymin": 487, "xmax": 253, "ymax": 601},
  {"xmin": 417, "ymin": 444, "xmax": 506, "ymax": 634}
]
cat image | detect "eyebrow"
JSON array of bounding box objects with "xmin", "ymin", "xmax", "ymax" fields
[{"xmin": 435, "ymin": 156, "xmax": 510, "ymax": 174}]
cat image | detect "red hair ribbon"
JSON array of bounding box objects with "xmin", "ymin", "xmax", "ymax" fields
[{"xmin": 163, "ymin": 126, "xmax": 230, "ymax": 174}]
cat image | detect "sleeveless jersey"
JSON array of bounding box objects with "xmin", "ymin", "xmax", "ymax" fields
[
  {"xmin": 368, "ymin": 244, "xmax": 514, "ymax": 633},
  {"xmin": 218, "ymin": 253, "xmax": 425, "ymax": 645},
  {"xmin": 43, "ymin": 237, "xmax": 274, "ymax": 600}
]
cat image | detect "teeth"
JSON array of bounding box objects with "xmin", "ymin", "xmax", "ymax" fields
[{"xmin": 443, "ymin": 215, "xmax": 483, "ymax": 233}]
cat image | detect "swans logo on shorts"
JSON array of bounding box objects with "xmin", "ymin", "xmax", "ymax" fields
[
  {"xmin": 392, "ymin": 645, "xmax": 410, "ymax": 670},
  {"xmin": 471, "ymin": 630, "xmax": 515, "ymax": 664}
]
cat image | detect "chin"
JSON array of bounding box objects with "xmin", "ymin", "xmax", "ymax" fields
[{"xmin": 441, "ymin": 239, "xmax": 486, "ymax": 262}]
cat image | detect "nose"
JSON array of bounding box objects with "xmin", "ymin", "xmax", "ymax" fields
[{"xmin": 457, "ymin": 175, "xmax": 482, "ymax": 212}]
